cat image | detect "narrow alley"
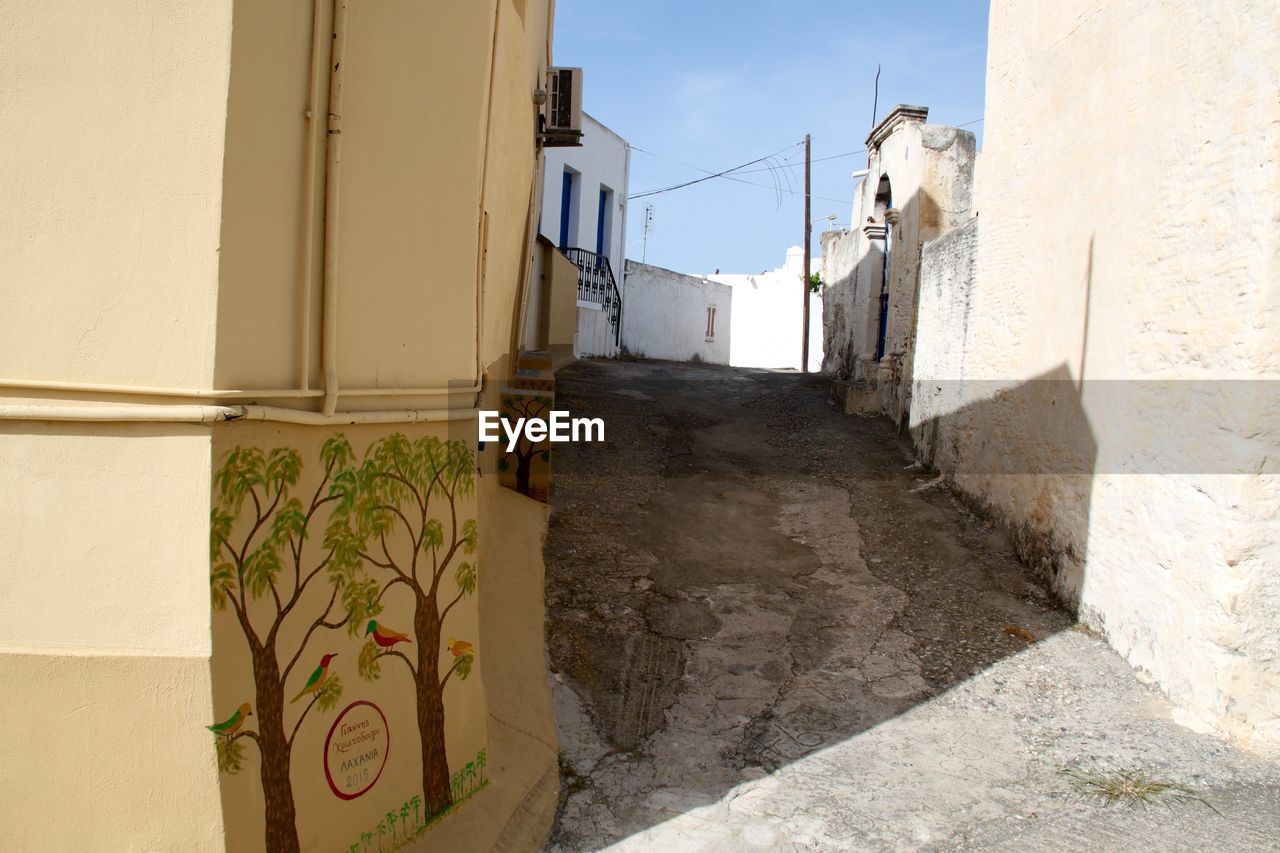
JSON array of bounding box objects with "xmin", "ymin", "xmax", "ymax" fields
[{"xmin": 544, "ymin": 360, "xmax": 1280, "ymax": 851}]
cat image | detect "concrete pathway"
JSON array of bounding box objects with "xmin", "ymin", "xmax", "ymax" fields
[{"xmin": 543, "ymin": 360, "xmax": 1280, "ymax": 851}]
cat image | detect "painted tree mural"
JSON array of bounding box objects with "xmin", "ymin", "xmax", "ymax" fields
[
  {"xmin": 497, "ymin": 392, "xmax": 551, "ymax": 497},
  {"xmin": 209, "ymin": 440, "xmax": 358, "ymax": 853},
  {"xmin": 326, "ymin": 434, "xmax": 480, "ymax": 818}
]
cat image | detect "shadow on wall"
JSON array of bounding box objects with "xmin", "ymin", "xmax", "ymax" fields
[
  {"xmin": 913, "ymin": 364, "xmax": 1098, "ymax": 609},
  {"xmin": 822, "ymin": 184, "xmax": 949, "ymax": 431}
]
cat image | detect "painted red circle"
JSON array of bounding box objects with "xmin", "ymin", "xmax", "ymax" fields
[{"xmin": 323, "ymin": 700, "xmax": 390, "ymax": 800}]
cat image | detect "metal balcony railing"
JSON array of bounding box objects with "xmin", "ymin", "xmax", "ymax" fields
[{"xmin": 561, "ymin": 247, "xmax": 622, "ymax": 346}]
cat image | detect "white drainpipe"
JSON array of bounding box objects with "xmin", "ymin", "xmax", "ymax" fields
[{"xmin": 0, "ymin": 404, "xmax": 478, "ymax": 425}]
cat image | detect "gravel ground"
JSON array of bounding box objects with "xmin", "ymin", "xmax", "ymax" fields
[{"xmin": 542, "ymin": 359, "xmax": 1280, "ymax": 852}]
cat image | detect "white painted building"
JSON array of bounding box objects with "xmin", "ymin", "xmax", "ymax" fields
[
  {"xmin": 621, "ymin": 260, "xmax": 731, "ymax": 365},
  {"xmin": 539, "ymin": 112, "xmax": 631, "ymax": 357},
  {"xmin": 707, "ymin": 247, "xmax": 824, "ymax": 372}
]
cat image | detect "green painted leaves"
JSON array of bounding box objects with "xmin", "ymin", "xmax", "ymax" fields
[
  {"xmin": 461, "ymin": 519, "xmax": 478, "ymax": 555},
  {"xmin": 210, "ymin": 509, "xmax": 234, "ymax": 561},
  {"xmin": 341, "ymin": 577, "xmax": 382, "ymax": 638},
  {"xmin": 264, "ymin": 447, "xmax": 302, "ymax": 493},
  {"xmin": 216, "ymin": 736, "xmax": 246, "ymax": 774},
  {"xmin": 243, "ymin": 545, "xmax": 282, "ymax": 599},
  {"xmin": 209, "ymin": 445, "xmax": 312, "ymax": 607},
  {"xmin": 271, "ymin": 498, "xmax": 307, "ymax": 546},
  {"xmin": 423, "ymin": 518, "xmax": 444, "ymax": 551},
  {"xmin": 214, "ymin": 447, "xmax": 264, "ymax": 512},
  {"xmin": 455, "ymin": 562, "xmax": 476, "ymax": 596},
  {"xmin": 327, "ymin": 434, "xmax": 478, "ymax": 618},
  {"xmin": 321, "ymin": 434, "xmax": 355, "ymax": 473},
  {"xmin": 316, "ymin": 675, "xmax": 343, "ymax": 713},
  {"xmin": 210, "ymin": 563, "xmax": 236, "ymax": 611},
  {"xmin": 358, "ymin": 639, "xmax": 383, "ymax": 680},
  {"xmin": 214, "ymin": 447, "xmax": 302, "ymax": 515}
]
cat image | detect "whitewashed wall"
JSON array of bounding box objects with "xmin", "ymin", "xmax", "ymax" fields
[
  {"xmin": 540, "ymin": 113, "xmax": 630, "ymax": 357},
  {"xmin": 908, "ymin": 0, "xmax": 1280, "ymax": 747},
  {"xmin": 621, "ymin": 261, "xmax": 731, "ymax": 365},
  {"xmin": 708, "ymin": 246, "xmax": 823, "ymax": 372},
  {"xmin": 910, "ymin": 216, "xmax": 979, "ymax": 468},
  {"xmin": 575, "ymin": 303, "xmax": 620, "ymax": 359}
]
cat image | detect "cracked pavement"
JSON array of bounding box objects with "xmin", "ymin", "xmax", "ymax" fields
[{"xmin": 543, "ymin": 359, "xmax": 1280, "ymax": 851}]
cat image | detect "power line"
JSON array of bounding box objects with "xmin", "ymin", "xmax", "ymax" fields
[
  {"xmin": 725, "ymin": 177, "xmax": 850, "ymax": 206},
  {"xmin": 629, "ymin": 146, "xmax": 852, "ymax": 205},
  {"xmin": 626, "ymin": 117, "xmax": 984, "ymax": 204},
  {"xmin": 742, "ymin": 118, "xmax": 984, "ymax": 172},
  {"xmin": 627, "ymin": 141, "xmax": 802, "ymax": 200}
]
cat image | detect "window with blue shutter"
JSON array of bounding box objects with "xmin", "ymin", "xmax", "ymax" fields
[
  {"xmin": 559, "ymin": 170, "xmax": 574, "ymax": 249},
  {"xmin": 596, "ymin": 188, "xmax": 607, "ymax": 256}
]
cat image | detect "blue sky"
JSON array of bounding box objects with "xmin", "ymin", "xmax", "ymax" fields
[{"xmin": 552, "ymin": 0, "xmax": 990, "ymax": 274}]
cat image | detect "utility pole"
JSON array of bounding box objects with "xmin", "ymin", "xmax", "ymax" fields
[{"xmin": 801, "ymin": 133, "xmax": 811, "ymax": 373}]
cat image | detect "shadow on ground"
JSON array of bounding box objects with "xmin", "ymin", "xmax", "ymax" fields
[{"xmin": 542, "ymin": 359, "xmax": 1279, "ymax": 851}]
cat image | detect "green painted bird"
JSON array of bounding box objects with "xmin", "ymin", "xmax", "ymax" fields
[
  {"xmin": 291, "ymin": 653, "xmax": 337, "ymax": 703},
  {"xmin": 207, "ymin": 702, "xmax": 252, "ymax": 736},
  {"xmin": 365, "ymin": 619, "xmax": 411, "ymax": 649}
]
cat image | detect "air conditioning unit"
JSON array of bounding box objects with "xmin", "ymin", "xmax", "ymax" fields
[{"xmin": 541, "ymin": 67, "xmax": 583, "ymax": 147}]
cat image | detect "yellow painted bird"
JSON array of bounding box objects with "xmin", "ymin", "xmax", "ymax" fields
[
  {"xmin": 207, "ymin": 702, "xmax": 252, "ymax": 736},
  {"xmin": 447, "ymin": 638, "xmax": 475, "ymax": 658},
  {"xmin": 291, "ymin": 653, "xmax": 338, "ymax": 703}
]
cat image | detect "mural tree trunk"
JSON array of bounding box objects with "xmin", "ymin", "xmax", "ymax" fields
[
  {"xmin": 331, "ymin": 435, "xmax": 479, "ymax": 820},
  {"xmin": 498, "ymin": 394, "xmax": 550, "ymax": 498},
  {"xmin": 252, "ymin": 650, "xmax": 296, "ymax": 853},
  {"xmin": 415, "ymin": 595, "xmax": 451, "ymax": 814},
  {"xmin": 515, "ymin": 451, "xmax": 533, "ymax": 495},
  {"xmin": 210, "ymin": 441, "xmax": 357, "ymax": 852}
]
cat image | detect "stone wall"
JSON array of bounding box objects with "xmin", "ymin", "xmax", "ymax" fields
[
  {"xmin": 820, "ymin": 109, "xmax": 976, "ymax": 427},
  {"xmin": 906, "ymin": 0, "xmax": 1279, "ymax": 747}
]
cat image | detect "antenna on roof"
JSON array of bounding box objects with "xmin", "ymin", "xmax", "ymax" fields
[
  {"xmin": 871, "ymin": 64, "xmax": 881, "ymax": 130},
  {"xmin": 641, "ymin": 204, "xmax": 654, "ymax": 263}
]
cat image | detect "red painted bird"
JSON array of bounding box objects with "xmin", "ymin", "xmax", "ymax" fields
[
  {"xmin": 365, "ymin": 619, "xmax": 412, "ymax": 649},
  {"xmin": 291, "ymin": 653, "xmax": 337, "ymax": 703}
]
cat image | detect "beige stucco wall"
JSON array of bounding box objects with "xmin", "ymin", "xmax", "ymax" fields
[
  {"xmin": 0, "ymin": 653, "xmax": 225, "ymax": 851},
  {"xmin": 1, "ymin": 0, "xmax": 562, "ymax": 848},
  {"xmin": 0, "ymin": 426, "xmax": 223, "ymax": 849},
  {"xmin": 482, "ymin": 0, "xmax": 555, "ymax": 372},
  {"xmin": 0, "ymin": 2, "xmax": 233, "ymax": 846},
  {"xmin": 547, "ymin": 249, "xmax": 582, "ymax": 356},
  {"xmin": 427, "ymin": 483, "xmax": 559, "ymax": 851},
  {"xmin": 214, "ymin": 1, "xmax": 496, "ymax": 398},
  {"xmin": 526, "ymin": 237, "xmax": 582, "ymax": 357},
  {"xmin": 909, "ymin": 0, "xmax": 1279, "ymax": 746},
  {"xmin": 0, "ymin": 0, "xmax": 230, "ymax": 389}
]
